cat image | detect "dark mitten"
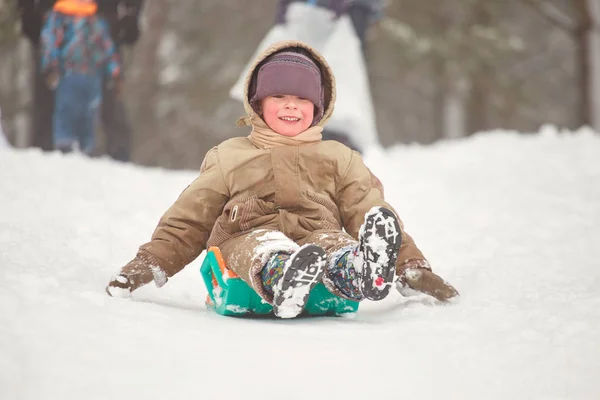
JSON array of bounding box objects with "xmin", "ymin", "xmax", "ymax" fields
[
  {"xmin": 404, "ymin": 269, "xmax": 459, "ymax": 301},
  {"xmin": 106, "ymin": 253, "xmax": 168, "ymax": 297},
  {"xmin": 397, "ymin": 259, "xmax": 459, "ymax": 301},
  {"xmin": 118, "ymin": 15, "xmax": 140, "ymax": 45}
]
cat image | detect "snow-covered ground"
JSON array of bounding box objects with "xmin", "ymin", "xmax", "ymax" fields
[{"xmin": 1, "ymin": 127, "xmax": 599, "ymax": 400}]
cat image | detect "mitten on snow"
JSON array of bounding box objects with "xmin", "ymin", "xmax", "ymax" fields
[
  {"xmin": 106, "ymin": 252, "xmax": 168, "ymax": 297},
  {"xmin": 396, "ymin": 259, "xmax": 459, "ymax": 301}
]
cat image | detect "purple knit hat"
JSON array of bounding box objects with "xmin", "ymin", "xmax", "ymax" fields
[{"xmin": 249, "ymin": 49, "xmax": 324, "ymax": 124}]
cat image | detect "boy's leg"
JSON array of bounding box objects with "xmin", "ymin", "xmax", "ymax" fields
[
  {"xmin": 219, "ymin": 229, "xmax": 325, "ymax": 318},
  {"xmin": 303, "ymin": 208, "xmax": 402, "ymax": 302},
  {"xmin": 52, "ymin": 75, "xmax": 77, "ymax": 152},
  {"xmin": 78, "ymin": 75, "xmax": 101, "ymax": 155},
  {"xmin": 306, "ymin": 208, "xmax": 402, "ymax": 302},
  {"xmin": 326, "ymin": 245, "xmax": 363, "ymax": 300},
  {"xmin": 355, "ymin": 206, "xmax": 402, "ymax": 300},
  {"xmin": 301, "ymin": 230, "xmax": 362, "ymax": 301},
  {"xmin": 271, "ymin": 244, "xmax": 326, "ymax": 318}
]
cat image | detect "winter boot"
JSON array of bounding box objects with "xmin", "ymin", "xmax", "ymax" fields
[
  {"xmin": 272, "ymin": 244, "xmax": 326, "ymax": 318},
  {"xmin": 356, "ymin": 206, "xmax": 402, "ymax": 301}
]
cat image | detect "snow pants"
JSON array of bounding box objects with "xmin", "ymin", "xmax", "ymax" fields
[
  {"xmin": 53, "ymin": 72, "xmax": 101, "ymax": 154},
  {"xmin": 219, "ymin": 229, "xmax": 359, "ymax": 304}
]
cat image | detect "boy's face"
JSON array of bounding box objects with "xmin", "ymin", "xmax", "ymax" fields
[{"xmin": 260, "ymin": 95, "xmax": 315, "ymax": 137}]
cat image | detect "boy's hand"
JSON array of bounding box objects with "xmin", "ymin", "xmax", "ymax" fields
[
  {"xmin": 397, "ymin": 260, "xmax": 459, "ymax": 301},
  {"xmin": 106, "ymin": 255, "xmax": 167, "ymax": 297},
  {"xmin": 46, "ymin": 71, "xmax": 59, "ymax": 90},
  {"xmin": 107, "ymin": 77, "xmax": 122, "ymax": 97},
  {"xmin": 106, "ymin": 274, "xmax": 134, "ymax": 297}
]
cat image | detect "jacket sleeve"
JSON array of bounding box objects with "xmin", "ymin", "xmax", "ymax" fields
[
  {"xmin": 40, "ymin": 11, "xmax": 61, "ymax": 74},
  {"xmin": 96, "ymin": 18, "xmax": 120, "ymax": 79},
  {"xmin": 335, "ymin": 150, "xmax": 427, "ymax": 269},
  {"xmin": 136, "ymin": 147, "xmax": 230, "ymax": 278}
]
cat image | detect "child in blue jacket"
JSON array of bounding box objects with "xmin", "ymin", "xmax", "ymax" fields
[{"xmin": 41, "ymin": 0, "xmax": 120, "ymax": 155}]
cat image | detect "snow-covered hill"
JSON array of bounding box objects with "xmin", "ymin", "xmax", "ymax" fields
[{"xmin": 1, "ymin": 127, "xmax": 599, "ymax": 400}]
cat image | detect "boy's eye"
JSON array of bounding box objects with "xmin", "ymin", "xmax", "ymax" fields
[{"xmin": 273, "ymin": 95, "xmax": 284, "ymax": 99}]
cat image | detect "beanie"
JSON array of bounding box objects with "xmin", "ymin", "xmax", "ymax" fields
[{"xmin": 250, "ymin": 49, "xmax": 324, "ymax": 124}]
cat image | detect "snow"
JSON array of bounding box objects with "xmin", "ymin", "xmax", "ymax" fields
[{"xmin": 1, "ymin": 126, "xmax": 600, "ymax": 399}]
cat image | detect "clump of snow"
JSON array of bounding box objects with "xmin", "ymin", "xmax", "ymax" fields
[
  {"xmin": 212, "ymin": 286, "xmax": 223, "ymax": 306},
  {"xmin": 253, "ymin": 230, "xmax": 300, "ymax": 265},
  {"xmin": 1, "ymin": 128, "xmax": 599, "ymax": 399},
  {"xmin": 225, "ymin": 305, "xmax": 248, "ymax": 313},
  {"xmin": 150, "ymin": 265, "xmax": 168, "ymax": 287}
]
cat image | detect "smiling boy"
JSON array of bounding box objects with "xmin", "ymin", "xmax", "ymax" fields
[{"xmin": 107, "ymin": 41, "xmax": 459, "ymax": 318}]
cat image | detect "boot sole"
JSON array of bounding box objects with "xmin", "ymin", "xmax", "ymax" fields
[
  {"xmin": 273, "ymin": 245, "xmax": 326, "ymax": 318},
  {"xmin": 358, "ymin": 207, "xmax": 402, "ymax": 301}
]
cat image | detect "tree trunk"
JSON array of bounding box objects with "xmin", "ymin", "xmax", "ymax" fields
[
  {"xmin": 444, "ymin": 74, "xmax": 467, "ymax": 139},
  {"xmin": 432, "ymin": 55, "xmax": 446, "ymax": 141},
  {"xmin": 573, "ymin": 0, "xmax": 593, "ymax": 128},
  {"xmin": 128, "ymin": 0, "xmax": 168, "ymax": 166},
  {"xmin": 587, "ymin": 0, "xmax": 600, "ymax": 131},
  {"xmin": 465, "ymin": 3, "xmax": 492, "ymax": 135}
]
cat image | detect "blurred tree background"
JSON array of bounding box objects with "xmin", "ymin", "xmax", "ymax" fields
[{"xmin": 1, "ymin": 0, "xmax": 599, "ymax": 169}]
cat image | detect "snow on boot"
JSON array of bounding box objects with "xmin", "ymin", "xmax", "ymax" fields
[
  {"xmin": 273, "ymin": 244, "xmax": 326, "ymax": 319},
  {"xmin": 356, "ymin": 206, "xmax": 402, "ymax": 301},
  {"xmin": 403, "ymin": 269, "xmax": 459, "ymax": 301}
]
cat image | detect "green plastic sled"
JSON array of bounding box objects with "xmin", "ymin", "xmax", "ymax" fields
[{"xmin": 200, "ymin": 247, "xmax": 359, "ymax": 317}]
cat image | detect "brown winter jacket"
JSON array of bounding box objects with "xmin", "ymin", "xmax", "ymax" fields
[{"xmin": 121, "ymin": 40, "xmax": 427, "ymax": 291}]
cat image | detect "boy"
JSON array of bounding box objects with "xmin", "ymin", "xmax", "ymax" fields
[
  {"xmin": 106, "ymin": 40, "xmax": 458, "ymax": 318},
  {"xmin": 41, "ymin": 0, "xmax": 120, "ymax": 155}
]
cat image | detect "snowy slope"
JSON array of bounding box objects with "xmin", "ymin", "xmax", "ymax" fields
[{"xmin": 1, "ymin": 127, "xmax": 600, "ymax": 400}]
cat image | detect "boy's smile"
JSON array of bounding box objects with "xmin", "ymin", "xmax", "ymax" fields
[{"xmin": 261, "ymin": 95, "xmax": 315, "ymax": 137}]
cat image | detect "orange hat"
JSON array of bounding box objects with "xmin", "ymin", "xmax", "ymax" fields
[{"xmin": 53, "ymin": 0, "xmax": 97, "ymax": 17}]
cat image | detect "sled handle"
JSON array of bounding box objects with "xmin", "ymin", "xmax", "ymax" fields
[{"xmin": 200, "ymin": 247, "xmax": 228, "ymax": 304}]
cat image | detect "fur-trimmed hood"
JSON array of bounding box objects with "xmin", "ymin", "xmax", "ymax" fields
[{"xmin": 236, "ymin": 40, "xmax": 336, "ymax": 128}]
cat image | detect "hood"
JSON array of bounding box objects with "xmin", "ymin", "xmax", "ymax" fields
[{"xmin": 237, "ymin": 40, "xmax": 336, "ymax": 128}]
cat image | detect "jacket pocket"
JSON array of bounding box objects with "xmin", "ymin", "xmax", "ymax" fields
[{"xmin": 220, "ymin": 196, "xmax": 275, "ymax": 233}]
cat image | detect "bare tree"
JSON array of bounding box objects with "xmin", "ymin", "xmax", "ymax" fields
[
  {"xmin": 0, "ymin": 0, "xmax": 31, "ymax": 147},
  {"xmin": 522, "ymin": 0, "xmax": 595, "ymax": 128},
  {"xmin": 127, "ymin": 0, "xmax": 168, "ymax": 166}
]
